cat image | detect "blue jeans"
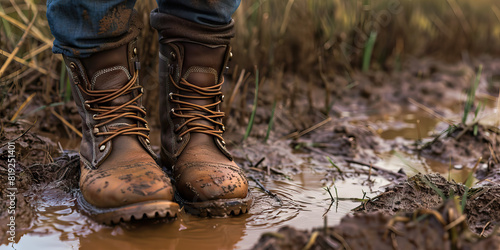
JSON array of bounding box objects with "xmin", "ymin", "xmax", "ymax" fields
[{"xmin": 46, "ymin": 0, "xmax": 241, "ymax": 58}]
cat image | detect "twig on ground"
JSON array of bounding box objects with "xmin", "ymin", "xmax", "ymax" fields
[
  {"xmin": 249, "ymin": 176, "xmax": 282, "ymax": 204},
  {"xmin": 0, "ymin": 120, "xmax": 35, "ymax": 148},
  {"xmin": 480, "ymin": 221, "xmax": 492, "ymax": 237},
  {"xmin": 345, "ymin": 158, "xmax": 406, "ymax": 179}
]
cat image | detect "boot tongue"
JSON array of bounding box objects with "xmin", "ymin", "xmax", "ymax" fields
[
  {"xmin": 180, "ymin": 43, "xmax": 226, "ymax": 115},
  {"xmin": 91, "ymin": 66, "xmax": 136, "ymax": 130},
  {"xmin": 91, "ymin": 66, "xmax": 131, "ymax": 91},
  {"xmin": 91, "ymin": 66, "xmax": 133, "ymax": 106},
  {"xmin": 185, "ymin": 69, "xmax": 217, "ymax": 87}
]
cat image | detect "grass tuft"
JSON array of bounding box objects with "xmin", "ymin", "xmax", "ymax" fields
[{"xmin": 462, "ymin": 65, "xmax": 483, "ymax": 125}]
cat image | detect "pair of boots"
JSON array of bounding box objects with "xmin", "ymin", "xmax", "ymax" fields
[{"xmin": 64, "ymin": 17, "xmax": 251, "ymax": 224}]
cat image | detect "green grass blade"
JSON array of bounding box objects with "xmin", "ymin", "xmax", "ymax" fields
[
  {"xmin": 420, "ymin": 175, "xmax": 446, "ymax": 200},
  {"xmin": 327, "ymin": 156, "xmax": 343, "ymax": 174},
  {"xmin": 362, "ymin": 31, "xmax": 377, "ymax": 72},
  {"xmin": 243, "ymin": 68, "xmax": 259, "ymax": 141},
  {"xmin": 59, "ymin": 63, "xmax": 66, "ymax": 98},
  {"xmin": 394, "ymin": 151, "xmax": 420, "ymax": 173},
  {"xmin": 462, "ymin": 65, "xmax": 483, "ymax": 124},
  {"xmin": 461, "ymin": 187, "xmax": 469, "ymax": 213}
]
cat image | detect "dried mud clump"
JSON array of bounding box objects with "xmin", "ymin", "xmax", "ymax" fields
[
  {"xmin": 420, "ymin": 124, "xmax": 500, "ymax": 166},
  {"xmin": 253, "ymin": 199, "xmax": 500, "ymax": 250},
  {"xmin": 294, "ymin": 122, "xmax": 385, "ymax": 162},
  {"xmin": 354, "ymin": 174, "xmax": 466, "ymax": 214},
  {"xmin": 355, "ymin": 174, "xmax": 500, "ymax": 236}
]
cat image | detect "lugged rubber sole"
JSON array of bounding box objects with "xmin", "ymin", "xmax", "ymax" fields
[
  {"xmin": 175, "ymin": 191, "xmax": 253, "ymax": 217},
  {"xmin": 76, "ymin": 191, "xmax": 180, "ymax": 225}
]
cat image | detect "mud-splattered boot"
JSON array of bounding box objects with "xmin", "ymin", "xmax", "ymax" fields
[
  {"xmin": 64, "ymin": 40, "xmax": 179, "ymax": 224},
  {"xmin": 152, "ymin": 13, "xmax": 252, "ymax": 216}
]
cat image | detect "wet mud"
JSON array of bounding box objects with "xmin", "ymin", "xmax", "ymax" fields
[
  {"xmin": 253, "ymin": 199, "xmax": 500, "ymax": 250},
  {"xmin": 420, "ymin": 124, "xmax": 500, "ymax": 167},
  {"xmin": 1, "ymin": 57, "xmax": 500, "ymax": 248}
]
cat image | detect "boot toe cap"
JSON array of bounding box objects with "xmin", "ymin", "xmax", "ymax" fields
[
  {"xmin": 174, "ymin": 162, "xmax": 248, "ymax": 202},
  {"xmin": 81, "ymin": 161, "xmax": 175, "ymax": 208}
]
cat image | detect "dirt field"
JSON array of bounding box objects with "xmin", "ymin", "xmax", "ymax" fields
[{"xmin": 2, "ymin": 55, "xmax": 500, "ymax": 248}]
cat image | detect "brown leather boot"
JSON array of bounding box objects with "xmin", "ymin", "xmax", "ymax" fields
[
  {"xmin": 153, "ymin": 14, "xmax": 252, "ymax": 216},
  {"xmin": 64, "ymin": 39, "xmax": 179, "ymax": 224}
]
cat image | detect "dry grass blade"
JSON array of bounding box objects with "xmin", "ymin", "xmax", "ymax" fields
[
  {"xmin": 225, "ymin": 69, "xmax": 247, "ymax": 114},
  {"xmin": 10, "ymin": 0, "xmax": 29, "ymax": 24},
  {"xmin": 50, "ymin": 109, "xmax": 82, "ymax": 138},
  {"xmin": 22, "ymin": 43, "xmax": 52, "ymax": 60},
  {"xmin": 408, "ymin": 98, "xmax": 454, "ymax": 125},
  {"xmin": 302, "ymin": 231, "xmax": 319, "ymax": 250},
  {"xmin": 280, "ymin": 0, "xmax": 295, "ymax": 36},
  {"xmin": 10, "ymin": 92, "xmax": 36, "ymax": 122},
  {"xmin": 283, "ymin": 117, "xmax": 332, "ymax": 140},
  {"xmin": 493, "ymin": 5, "xmax": 500, "ymax": 23},
  {"xmin": 443, "ymin": 214, "xmax": 466, "ymax": 231},
  {"xmin": 446, "ymin": 0, "xmax": 471, "ymax": 35},
  {"xmin": 418, "ymin": 208, "xmax": 447, "ymax": 225},
  {"xmin": 0, "ymin": 9, "xmax": 53, "ymax": 46},
  {"xmin": 330, "ymin": 231, "xmax": 351, "ymax": 250},
  {"xmin": 0, "ymin": 49, "xmax": 55, "ymax": 77},
  {"xmin": 0, "ymin": 10, "xmax": 37, "ymax": 78}
]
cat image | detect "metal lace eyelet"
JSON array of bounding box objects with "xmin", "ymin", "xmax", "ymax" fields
[
  {"xmin": 221, "ymin": 140, "xmax": 226, "ymax": 146},
  {"xmin": 170, "ymin": 51, "xmax": 176, "ymax": 61},
  {"xmin": 145, "ymin": 138, "xmax": 150, "ymax": 144},
  {"xmin": 170, "ymin": 108, "xmax": 175, "ymax": 115},
  {"xmin": 139, "ymin": 87, "xmax": 144, "ymax": 94},
  {"xmin": 99, "ymin": 145, "xmax": 106, "ymax": 151},
  {"xmin": 221, "ymin": 125, "xmax": 225, "ymax": 132},
  {"xmin": 169, "ymin": 92, "xmax": 174, "ymax": 100},
  {"xmin": 177, "ymin": 136, "xmax": 183, "ymax": 142},
  {"xmin": 221, "ymin": 95, "xmax": 225, "ymax": 102},
  {"xmin": 229, "ymin": 51, "xmax": 233, "ymax": 60},
  {"xmin": 69, "ymin": 62, "xmax": 77, "ymax": 70},
  {"xmin": 84, "ymin": 103, "xmax": 91, "ymax": 110},
  {"xmin": 93, "ymin": 127, "xmax": 99, "ymax": 134},
  {"xmin": 92, "ymin": 114, "xmax": 98, "ymax": 119},
  {"xmin": 133, "ymin": 47, "xmax": 137, "ymax": 55}
]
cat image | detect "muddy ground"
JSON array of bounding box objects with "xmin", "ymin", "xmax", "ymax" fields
[{"xmin": 1, "ymin": 57, "xmax": 500, "ymax": 248}]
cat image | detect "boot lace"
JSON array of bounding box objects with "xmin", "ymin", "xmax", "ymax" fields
[
  {"xmin": 77, "ymin": 70, "xmax": 150, "ymax": 148},
  {"xmin": 169, "ymin": 75, "xmax": 225, "ymax": 141}
]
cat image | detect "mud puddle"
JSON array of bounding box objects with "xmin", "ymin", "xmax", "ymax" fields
[
  {"xmin": 2, "ymin": 161, "xmax": 388, "ymax": 249},
  {"xmin": 2, "ymin": 109, "xmax": 474, "ymax": 249},
  {"xmin": 2, "ymin": 93, "xmax": 498, "ymax": 249}
]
